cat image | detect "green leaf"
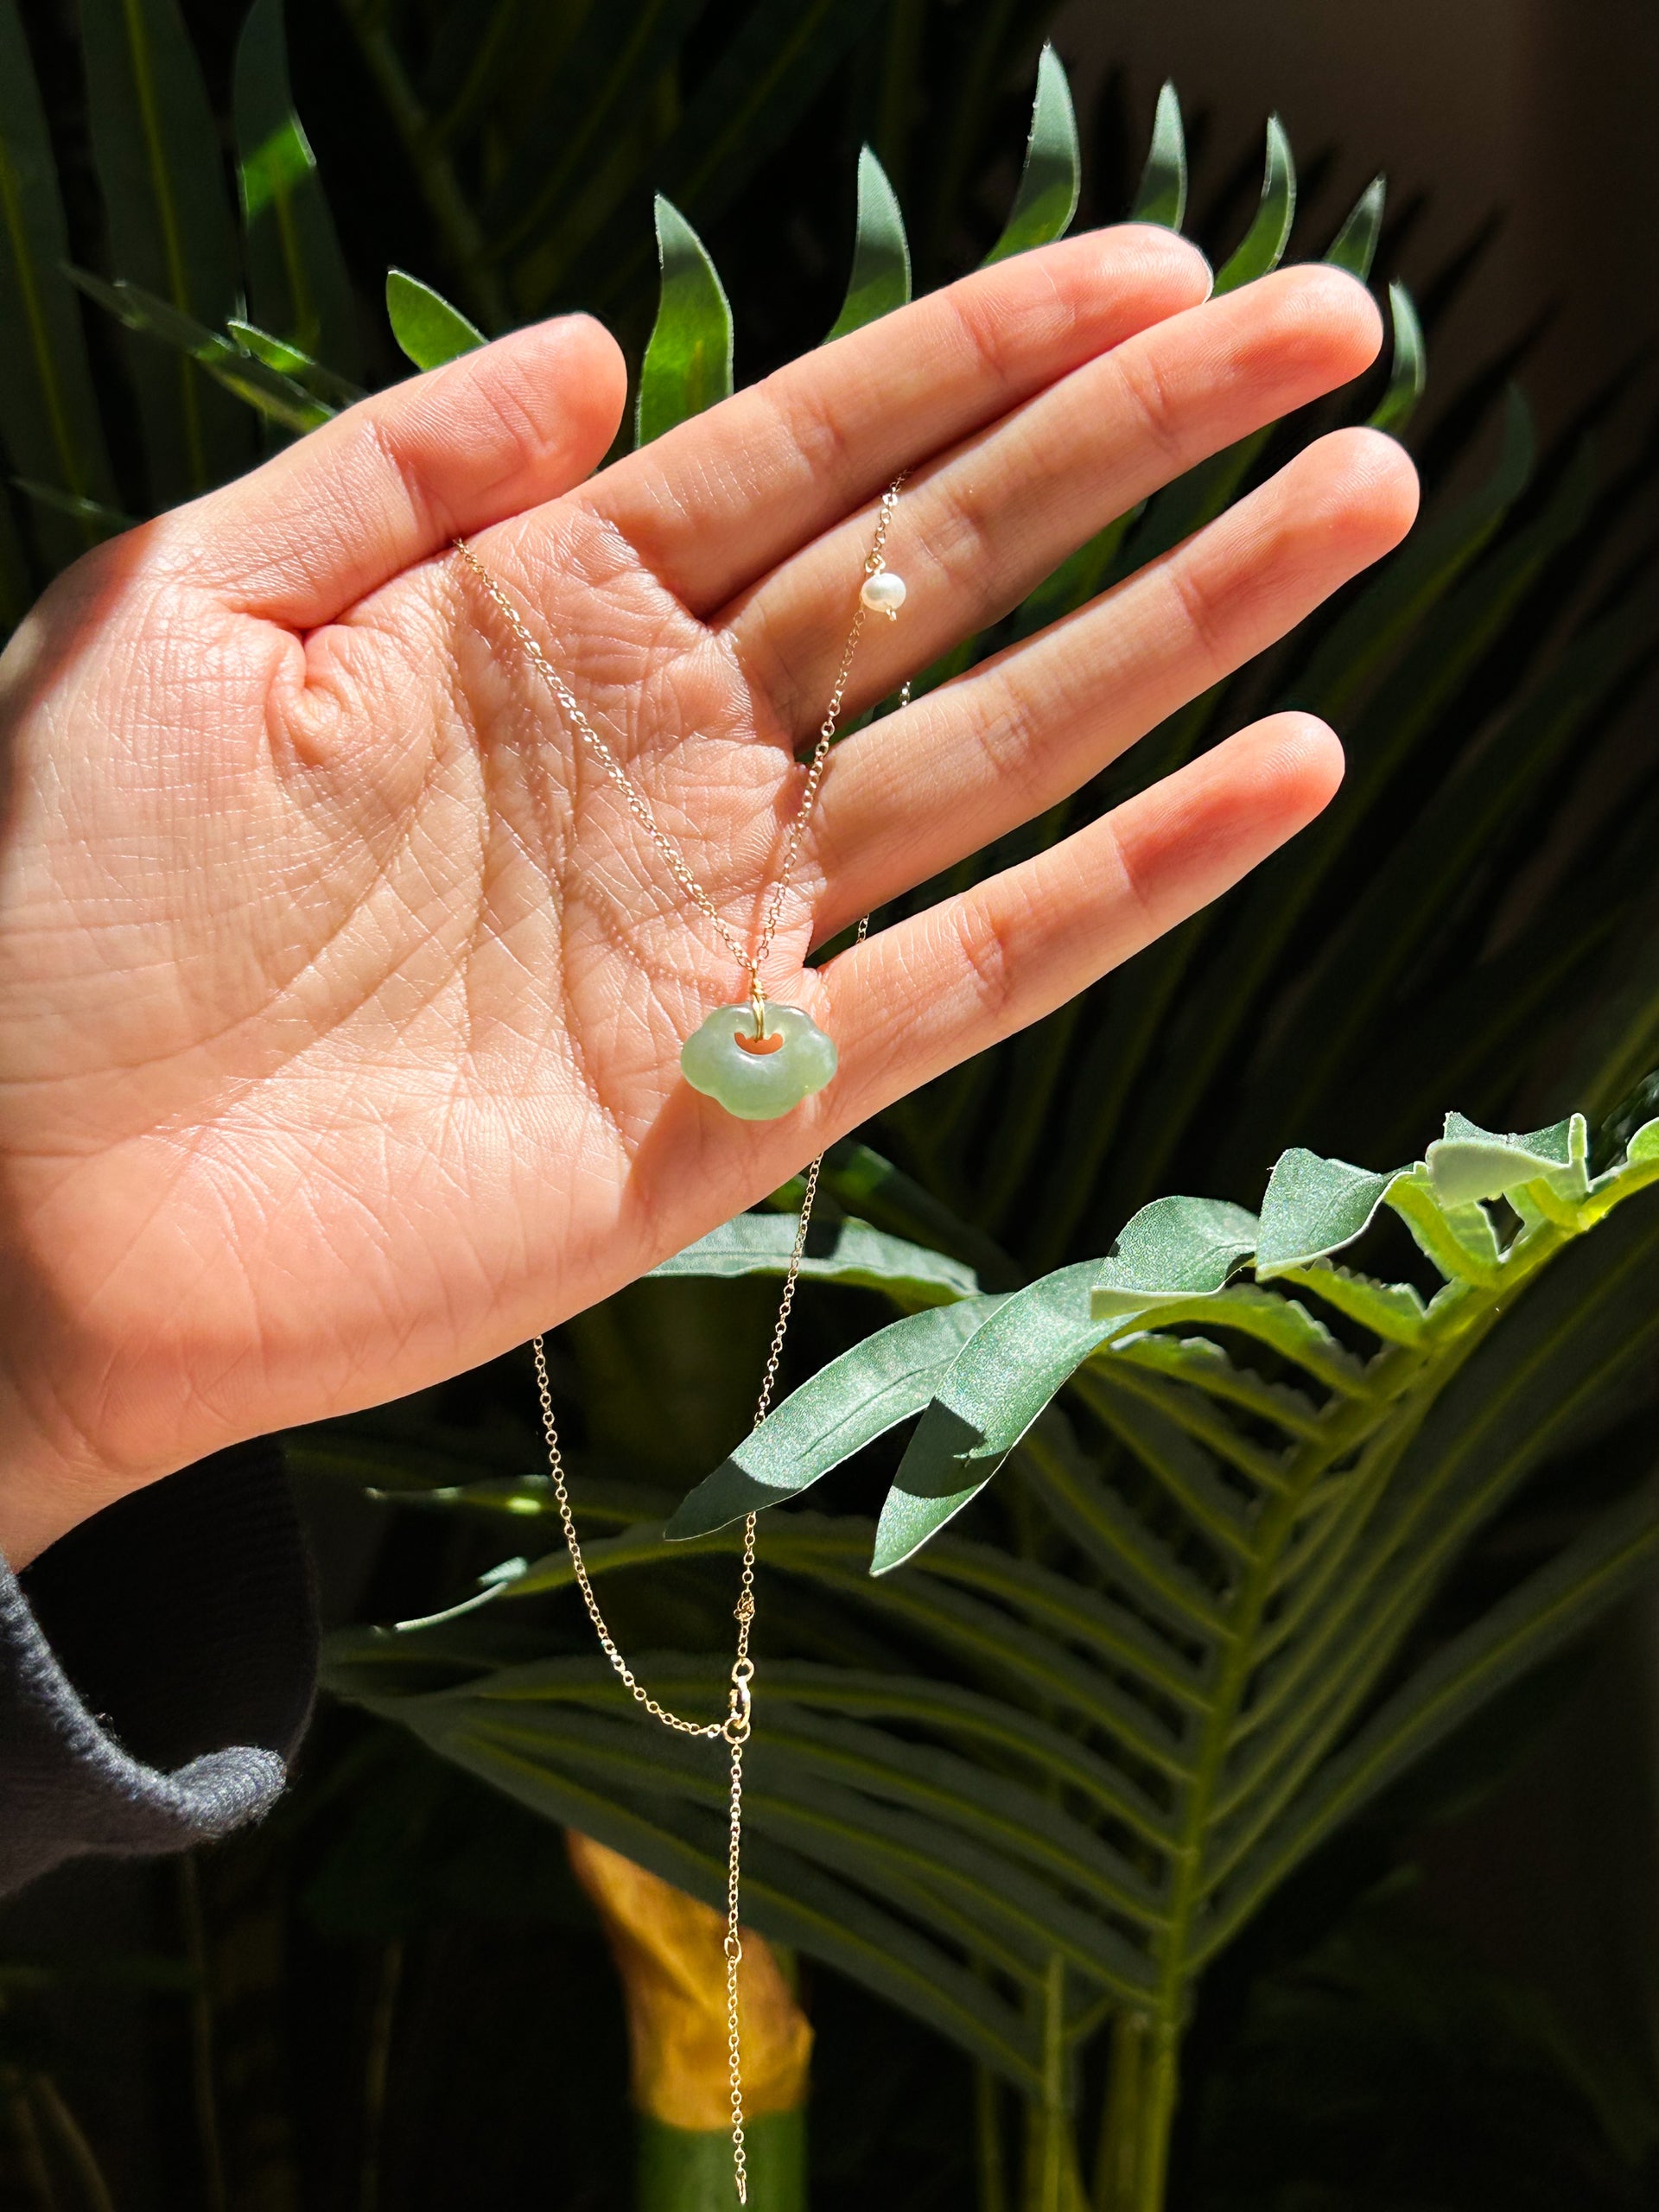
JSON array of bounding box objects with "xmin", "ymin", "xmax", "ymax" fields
[
  {"xmin": 1369, "ymin": 281, "xmax": 1426, "ymax": 438},
  {"xmin": 226, "ymin": 319, "xmax": 364, "ymax": 408},
  {"xmin": 874, "ymin": 1264, "xmax": 1107, "ymax": 1573},
  {"xmin": 476, "ymin": 0, "xmax": 711, "ymax": 268},
  {"xmin": 1266, "ymin": 1262, "xmax": 1427, "ymax": 1348},
  {"xmin": 1212, "ymin": 115, "xmax": 1295, "ymax": 294},
  {"xmin": 1325, "ymin": 174, "xmax": 1386, "ymax": 280},
  {"xmin": 634, "ymin": 196, "xmax": 733, "ymax": 447},
  {"xmin": 385, "ymin": 267, "xmax": 486, "ymax": 372},
  {"xmin": 12, "ymin": 478, "xmax": 132, "ymax": 537},
  {"xmin": 1129, "ymin": 82, "xmax": 1186, "ymax": 230},
  {"xmin": 1255, "ymin": 1149, "xmax": 1405, "ymax": 1276},
  {"xmin": 1630, "ymin": 1120, "xmax": 1659, "ymax": 1166},
  {"xmin": 79, "ymin": 0, "xmax": 249, "ymax": 503},
  {"xmin": 233, "ymin": 0, "xmax": 359, "ymax": 375},
  {"xmin": 666, "ymin": 1296, "xmax": 1007, "ymax": 1538},
  {"xmin": 826, "ymin": 144, "xmax": 911, "ymax": 340},
  {"xmin": 365, "ymin": 1683, "xmax": 1043, "ymax": 2084},
  {"xmin": 651, "ymin": 1210, "xmax": 980, "ymax": 1309},
  {"xmin": 817, "ymin": 1141, "xmax": 1020, "ymax": 1290},
  {"xmin": 0, "ymin": 0, "xmax": 118, "ymax": 571},
  {"xmin": 1210, "ymin": 1459, "xmax": 1659, "ymax": 1956},
  {"xmin": 1427, "ymin": 1111, "xmax": 1590, "ymax": 1210},
  {"xmin": 1297, "ymin": 384, "xmax": 1534, "ymax": 719},
  {"xmin": 67, "ymin": 268, "xmax": 330, "ymax": 435},
  {"xmin": 982, "ymin": 44, "xmax": 1079, "ymax": 266},
  {"xmin": 1091, "ymin": 1197, "xmax": 1260, "ymax": 1317}
]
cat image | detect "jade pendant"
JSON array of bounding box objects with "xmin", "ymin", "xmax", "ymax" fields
[{"xmin": 680, "ymin": 1001, "xmax": 837, "ymax": 1120}]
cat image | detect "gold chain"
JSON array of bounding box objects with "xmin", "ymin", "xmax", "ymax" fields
[
  {"xmin": 457, "ymin": 482, "xmax": 906, "ymax": 2205},
  {"xmin": 453, "ymin": 478, "xmax": 904, "ymax": 995}
]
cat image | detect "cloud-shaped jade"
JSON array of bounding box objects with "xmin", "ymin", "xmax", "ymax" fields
[{"xmin": 679, "ymin": 1001, "xmax": 838, "ymax": 1120}]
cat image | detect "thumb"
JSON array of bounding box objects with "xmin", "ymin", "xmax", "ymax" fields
[{"xmin": 169, "ymin": 313, "xmax": 626, "ymax": 628}]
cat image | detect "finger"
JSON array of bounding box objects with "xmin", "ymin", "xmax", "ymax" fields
[
  {"xmin": 581, "ymin": 226, "xmax": 1212, "ymax": 616},
  {"xmin": 804, "ymin": 429, "xmax": 1417, "ymax": 940},
  {"xmin": 731, "ymin": 265, "xmax": 1383, "ymax": 734},
  {"xmin": 814, "ymin": 712, "xmax": 1343, "ymax": 1124},
  {"xmin": 164, "ymin": 315, "xmax": 628, "ymax": 628}
]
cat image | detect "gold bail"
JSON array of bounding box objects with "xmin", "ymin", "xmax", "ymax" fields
[{"xmin": 747, "ymin": 973, "xmax": 767, "ymax": 1040}]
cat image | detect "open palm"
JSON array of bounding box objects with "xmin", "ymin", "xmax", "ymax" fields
[{"xmin": 0, "ymin": 228, "xmax": 1415, "ymax": 1562}]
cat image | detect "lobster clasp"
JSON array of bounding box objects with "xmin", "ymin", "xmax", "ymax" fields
[{"xmin": 723, "ymin": 1658, "xmax": 753, "ymax": 1745}]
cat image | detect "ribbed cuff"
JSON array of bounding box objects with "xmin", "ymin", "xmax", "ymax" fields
[{"xmin": 0, "ymin": 1439, "xmax": 317, "ymax": 1896}]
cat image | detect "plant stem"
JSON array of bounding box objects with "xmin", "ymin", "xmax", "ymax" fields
[
  {"xmin": 3, "ymin": 2070, "xmax": 59, "ymax": 2211},
  {"xmin": 1021, "ymin": 1957, "xmax": 1081, "ymax": 2212},
  {"xmin": 975, "ymin": 2065, "xmax": 1008, "ymax": 2212},
  {"xmin": 1093, "ymin": 2015, "xmax": 1180, "ymax": 2212},
  {"xmin": 359, "ymin": 1940, "xmax": 404, "ymax": 2212},
  {"xmin": 179, "ymin": 1857, "xmax": 227, "ymax": 2212},
  {"xmin": 29, "ymin": 2076, "xmax": 115, "ymax": 2212}
]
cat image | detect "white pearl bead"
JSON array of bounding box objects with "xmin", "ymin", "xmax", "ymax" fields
[{"xmin": 860, "ymin": 569, "xmax": 906, "ymax": 615}]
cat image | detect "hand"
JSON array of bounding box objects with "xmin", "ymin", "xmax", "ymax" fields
[{"xmin": 0, "ymin": 227, "xmax": 1416, "ymax": 1562}]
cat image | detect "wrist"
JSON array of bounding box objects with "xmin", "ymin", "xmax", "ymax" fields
[{"xmin": 0, "ymin": 1367, "xmax": 160, "ymax": 1570}]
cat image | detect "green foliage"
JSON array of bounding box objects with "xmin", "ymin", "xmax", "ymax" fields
[
  {"xmin": 329, "ymin": 1094, "xmax": 1659, "ymax": 2202},
  {"xmin": 635, "ymin": 198, "xmax": 734, "ymax": 447},
  {"xmin": 3, "ymin": 5, "xmax": 1657, "ymax": 2203},
  {"xmin": 234, "ymin": 0, "xmax": 359, "ymax": 375},
  {"xmin": 824, "ymin": 148, "xmax": 911, "ymax": 340},
  {"xmin": 1129, "ymin": 84, "xmax": 1187, "ymax": 232},
  {"xmin": 982, "ymin": 43, "xmax": 1080, "ymax": 266},
  {"xmin": 385, "ymin": 268, "xmax": 485, "ymax": 371}
]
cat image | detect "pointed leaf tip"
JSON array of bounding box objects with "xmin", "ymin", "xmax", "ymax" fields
[
  {"xmin": 1370, "ymin": 282, "xmax": 1427, "ymax": 438},
  {"xmin": 826, "ymin": 145, "xmax": 911, "ymax": 340},
  {"xmin": 1130, "ymin": 82, "xmax": 1186, "ymax": 232},
  {"xmin": 668, "ymin": 1298, "xmax": 1004, "ymax": 1541},
  {"xmin": 982, "ymin": 44, "xmax": 1081, "ymax": 265},
  {"xmin": 875, "ymin": 1262, "xmax": 1108, "ymax": 1572},
  {"xmin": 1213, "ymin": 114, "xmax": 1296, "ymax": 294},
  {"xmin": 635, "ymin": 197, "xmax": 734, "ymax": 447},
  {"xmin": 1325, "ymin": 174, "xmax": 1386, "ymax": 281},
  {"xmin": 385, "ymin": 270, "xmax": 485, "ymax": 371}
]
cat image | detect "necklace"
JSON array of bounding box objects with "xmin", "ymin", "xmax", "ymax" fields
[{"xmin": 454, "ymin": 479, "xmax": 908, "ymax": 2202}]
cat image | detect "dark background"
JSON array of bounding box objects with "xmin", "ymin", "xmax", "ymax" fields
[{"xmin": 4, "ymin": 0, "xmax": 1659, "ymax": 2202}]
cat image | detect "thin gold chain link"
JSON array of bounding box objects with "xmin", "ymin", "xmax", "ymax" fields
[
  {"xmin": 453, "ymin": 477, "xmax": 904, "ymax": 995},
  {"xmin": 460, "ymin": 486, "xmax": 907, "ymax": 2206}
]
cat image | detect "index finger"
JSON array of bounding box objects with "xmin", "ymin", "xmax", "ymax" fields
[{"xmin": 580, "ymin": 225, "xmax": 1211, "ymax": 619}]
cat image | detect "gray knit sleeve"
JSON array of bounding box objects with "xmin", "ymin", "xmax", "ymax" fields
[{"xmin": 0, "ymin": 1440, "xmax": 317, "ymax": 1895}]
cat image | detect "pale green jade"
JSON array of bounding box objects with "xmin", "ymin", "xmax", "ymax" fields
[{"xmin": 680, "ymin": 1001, "xmax": 838, "ymax": 1120}]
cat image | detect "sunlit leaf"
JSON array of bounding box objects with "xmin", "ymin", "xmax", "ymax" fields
[
  {"xmin": 652, "ymin": 1211, "xmax": 980, "ymax": 1309},
  {"xmin": 634, "ymin": 196, "xmax": 733, "ymax": 447},
  {"xmin": 233, "ymin": 0, "xmax": 359, "ymax": 374},
  {"xmin": 385, "ymin": 267, "xmax": 486, "ymax": 372},
  {"xmin": 67, "ymin": 267, "xmax": 330, "ymax": 434},
  {"xmin": 874, "ymin": 1264, "xmax": 1106, "ymax": 1573},
  {"xmin": 982, "ymin": 44, "xmax": 1080, "ymax": 265},
  {"xmin": 1370, "ymin": 281, "xmax": 1426, "ymax": 438},
  {"xmin": 826, "ymin": 144, "xmax": 911, "ymax": 340},
  {"xmin": 1092, "ymin": 1196, "xmax": 1259, "ymax": 1314},
  {"xmin": 1212, "ymin": 115, "xmax": 1295, "ymax": 294},
  {"xmin": 226, "ymin": 318, "xmax": 364, "ymax": 408},
  {"xmin": 1129, "ymin": 81, "xmax": 1186, "ymax": 231},
  {"xmin": 1254, "ymin": 1150, "xmax": 1402, "ymax": 1276},
  {"xmin": 1325, "ymin": 174, "xmax": 1386, "ymax": 280},
  {"xmin": 668, "ymin": 1297, "xmax": 1007, "ymax": 1538}
]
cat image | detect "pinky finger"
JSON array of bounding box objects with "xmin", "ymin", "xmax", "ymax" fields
[{"xmin": 817, "ymin": 712, "xmax": 1343, "ymax": 1122}]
